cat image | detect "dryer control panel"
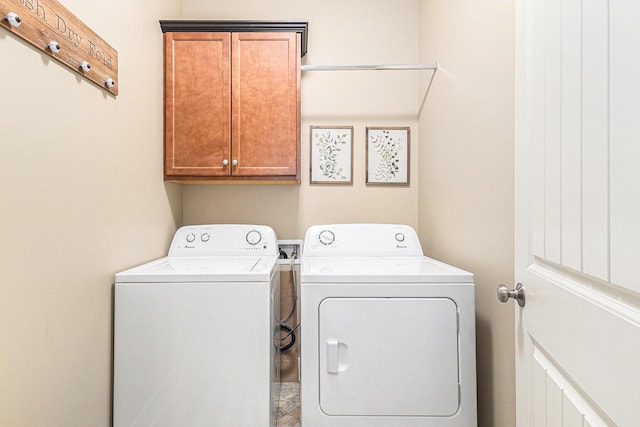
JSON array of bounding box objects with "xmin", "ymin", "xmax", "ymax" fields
[
  {"xmin": 168, "ymin": 224, "xmax": 278, "ymax": 257},
  {"xmin": 302, "ymin": 224, "xmax": 424, "ymax": 257}
]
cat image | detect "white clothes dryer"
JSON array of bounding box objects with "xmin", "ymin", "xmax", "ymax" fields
[
  {"xmin": 114, "ymin": 224, "xmax": 280, "ymax": 427},
  {"xmin": 300, "ymin": 224, "xmax": 477, "ymax": 427}
]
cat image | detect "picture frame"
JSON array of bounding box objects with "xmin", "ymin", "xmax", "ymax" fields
[
  {"xmin": 310, "ymin": 126, "xmax": 354, "ymax": 184},
  {"xmin": 366, "ymin": 127, "xmax": 410, "ymax": 186}
]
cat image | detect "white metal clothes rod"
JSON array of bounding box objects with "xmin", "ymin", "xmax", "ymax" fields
[{"xmin": 301, "ymin": 63, "xmax": 438, "ymax": 71}]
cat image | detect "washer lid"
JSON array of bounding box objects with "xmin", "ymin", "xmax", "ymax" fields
[
  {"xmin": 115, "ymin": 256, "xmax": 278, "ymax": 283},
  {"xmin": 301, "ymin": 256, "xmax": 473, "ymax": 283}
]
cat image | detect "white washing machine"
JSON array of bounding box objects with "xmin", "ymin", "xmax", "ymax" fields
[
  {"xmin": 300, "ymin": 224, "xmax": 477, "ymax": 427},
  {"xmin": 114, "ymin": 224, "xmax": 280, "ymax": 427}
]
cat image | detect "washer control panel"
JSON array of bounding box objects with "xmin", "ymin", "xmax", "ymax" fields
[
  {"xmin": 168, "ymin": 224, "xmax": 278, "ymax": 257},
  {"xmin": 303, "ymin": 224, "xmax": 424, "ymax": 257}
]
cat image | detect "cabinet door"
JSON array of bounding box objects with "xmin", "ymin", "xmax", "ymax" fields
[
  {"xmin": 164, "ymin": 32, "xmax": 231, "ymax": 178},
  {"xmin": 231, "ymin": 33, "xmax": 300, "ymax": 178}
]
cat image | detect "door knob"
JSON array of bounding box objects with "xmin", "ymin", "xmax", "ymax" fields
[
  {"xmin": 497, "ymin": 283, "xmax": 525, "ymax": 307},
  {"xmin": 232, "ymin": 159, "xmax": 238, "ymax": 166},
  {"xmin": 222, "ymin": 159, "xmax": 229, "ymax": 166}
]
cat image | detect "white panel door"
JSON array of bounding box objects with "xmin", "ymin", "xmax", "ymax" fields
[{"xmin": 515, "ymin": 0, "xmax": 640, "ymax": 426}]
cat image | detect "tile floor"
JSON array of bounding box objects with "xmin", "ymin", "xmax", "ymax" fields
[{"xmin": 277, "ymin": 382, "xmax": 301, "ymax": 427}]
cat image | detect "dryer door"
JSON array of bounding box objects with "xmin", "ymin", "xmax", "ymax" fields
[{"xmin": 318, "ymin": 297, "xmax": 460, "ymax": 416}]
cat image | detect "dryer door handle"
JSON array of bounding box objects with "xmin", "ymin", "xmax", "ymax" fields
[{"xmin": 327, "ymin": 339, "xmax": 339, "ymax": 374}]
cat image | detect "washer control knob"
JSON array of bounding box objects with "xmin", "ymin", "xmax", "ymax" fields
[
  {"xmin": 318, "ymin": 230, "xmax": 335, "ymax": 246},
  {"xmin": 201, "ymin": 233, "xmax": 210, "ymax": 242},
  {"xmin": 246, "ymin": 230, "xmax": 262, "ymax": 246},
  {"xmin": 395, "ymin": 232, "xmax": 405, "ymax": 242},
  {"xmin": 186, "ymin": 233, "xmax": 196, "ymax": 243}
]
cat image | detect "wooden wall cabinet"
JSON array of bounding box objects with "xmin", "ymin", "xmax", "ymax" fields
[{"xmin": 160, "ymin": 21, "xmax": 308, "ymax": 183}]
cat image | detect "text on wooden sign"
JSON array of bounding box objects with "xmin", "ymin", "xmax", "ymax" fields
[{"xmin": 0, "ymin": 0, "xmax": 119, "ymax": 95}]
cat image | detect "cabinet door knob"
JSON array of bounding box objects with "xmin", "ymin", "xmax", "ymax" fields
[
  {"xmin": 232, "ymin": 160, "xmax": 238, "ymax": 166},
  {"xmin": 222, "ymin": 159, "xmax": 229, "ymax": 166}
]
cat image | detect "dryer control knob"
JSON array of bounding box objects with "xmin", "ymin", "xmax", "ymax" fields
[
  {"xmin": 201, "ymin": 233, "xmax": 210, "ymax": 242},
  {"xmin": 318, "ymin": 230, "xmax": 335, "ymax": 246},
  {"xmin": 186, "ymin": 233, "xmax": 196, "ymax": 243},
  {"xmin": 395, "ymin": 233, "xmax": 405, "ymax": 242}
]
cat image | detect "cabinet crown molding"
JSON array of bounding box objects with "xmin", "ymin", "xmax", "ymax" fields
[{"xmin": 159, "ymin": 20, "xmax": 309, "ymax": 57}]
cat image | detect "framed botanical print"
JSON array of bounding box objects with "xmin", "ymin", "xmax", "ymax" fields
[
  {"xmin": 310, "ymin": 126, "xmax": 354, "ymax": 184},
  {"xmin": 366, "ymin": 127, "xmax": 410, "ymax": 186}
]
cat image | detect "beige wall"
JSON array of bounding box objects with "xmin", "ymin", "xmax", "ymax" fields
[
  {"xmin": 418, "ymin": 1, "xmax": 515, "ymax": 427},
  {"xmin": 181, "ymin": 0, "xmax": 421, "ymax": 238},
  {"xmin": 0, "ymin": 1, "xmax": 182, "ymax": 426}
]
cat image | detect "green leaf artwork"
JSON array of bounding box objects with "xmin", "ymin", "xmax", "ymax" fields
[
  {"xmin": 314, "ymin": 130, "xmax": 349, "ymax": 180},
  {"xmin": 370, "ymin": 130, "xmax": 402, "ymax": 181}
]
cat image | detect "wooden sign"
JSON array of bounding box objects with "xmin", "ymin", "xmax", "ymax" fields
[{"xmin": 0, "ymin": 0, "xmax": 118, "ymax": 95}]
